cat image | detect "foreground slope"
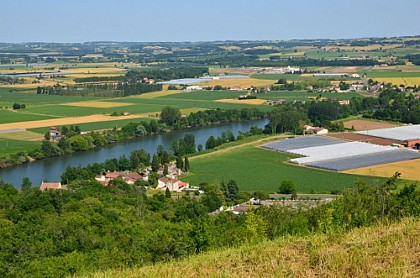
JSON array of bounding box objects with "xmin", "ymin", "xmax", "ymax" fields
[{"xmin": 85, "ymin": 218, "xmax": 419, "ymax": 278}]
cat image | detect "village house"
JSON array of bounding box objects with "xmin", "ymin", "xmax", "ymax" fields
[
  {"xmin": 39, "ymin": 181, "xmax": 62, "ymax": 191},
  {"xmin": 338, "ymin": 99, "xmax": 350, "ymax": 105},
  {"xmin": 95, "ymin": 171, "xmax": 144, "ymax": 186},
  {"xmin": 304, "ymin": 125, "xmax": 328, "ymax": 135},
  {"xmin": 350, "ymin": 84, "xmax": 364, "ymax": 91},
  {"xmin": 157, "ymin": 178, "xmax": 189, "ymax": 192},
  {"xmin": 266, "ymin": 99, "xmax": 287, "ymax": 105},
  {"xmin": 49, "ymin": 127, "xmax": 61, "ymax": 140}
]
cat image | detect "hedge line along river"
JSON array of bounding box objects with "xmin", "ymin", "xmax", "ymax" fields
[{"xmin": 0, "ymin": 119, "xmax": 269, "ymax": 188}]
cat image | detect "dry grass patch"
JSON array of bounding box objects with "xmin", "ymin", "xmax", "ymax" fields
[
  {"xmin": 215, "ymin": 98, "xmax": 266, "ymax": 105},
  {"xmin": 0, "ymin": 114, "xmax": 154, "ymax": 131},
  {"xmin": 0, "ymin": 131, "xmax": 43, "ymax": 140},
  {"xmin": 343, "ymin": 119, "xmax": 399, "ymax": 130},
  {"xmin": 86, "ymin": 218, "xmax": 419, "ymax": 278},
  {"xmin": 202, "ymin": 78, "xmax": 275, "ymax": 88},
  {"xmin": 373, "ymin": 77, "xmax": 420, "ymax": 86},
  {"xmin": 344, "ymin": 159, "xmax": 420, "ymax": 181},
  {"xmin": 0, "ymin": 80, "xmax": 57, "ymax": 89},
  {"xmin": 329, "ymin": 66, "xmax": 358, "ymax": 73},
  {"xmin": 61, "ymin": 101, "xmax": 133, "ymax": 108}
]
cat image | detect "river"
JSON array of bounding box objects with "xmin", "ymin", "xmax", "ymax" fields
[{"xmin": 0, "ymin": 119, "xmax": 268, "ymax": 188}]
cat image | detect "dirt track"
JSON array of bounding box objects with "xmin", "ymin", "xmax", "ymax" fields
[
  {"xmin": 328, "ymin": 132, "xmax": 401, "ymax": 145},
  {"xmin": 343, "ymin": 119, "xmax": 398, "ymax": 131},
  {"xmin": 0, "ymin": 114, "xmax": 152, "ymax": 131}
]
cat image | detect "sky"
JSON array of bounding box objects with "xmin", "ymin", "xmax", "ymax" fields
[{"xmin": 2, "ymin": 0, "xmax": 420, "ymax": 43}]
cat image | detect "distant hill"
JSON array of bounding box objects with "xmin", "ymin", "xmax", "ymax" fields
[{"xmin": 84, "ymin": 218, "xmax": 419, "ymax": 278}]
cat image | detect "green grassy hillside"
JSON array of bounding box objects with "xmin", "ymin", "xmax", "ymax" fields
[{"xmin": 84, "ymin": 218, "xmax": 419, "ymax": 278}]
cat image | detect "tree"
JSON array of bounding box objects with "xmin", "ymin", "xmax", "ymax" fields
[
  {"xmin": 165, "ymin": 187, "xmax": 172, "ymax": 198},
  {"xmin": 278, "ymin": 180, "xmax": 296, "ymax": 194},
  {"xmin": 12, "ymin": 103, "xmax": 21, "ymax": 110},
  {"xmin": 163, "ymin": 164, "xmax": 168, "ymax": 176},
  {"xmin": 160, "ymin": 106, "xmax": 181, "ymax": 126},
  {"xmin": 176, "ymin": 156, "xmax": 184, "ymax": 170},
  {"xmin": 41, "ymin": 140, "xmax": 61, "ymax": 157},
  {"xmin": 21, "ymin": 177, "xmax": 32, "ymax": 192},
  {"xmin": 184, "ymin": 157, "xmax": 190, "ymax": 172},
  {"xmin": 44, "ymin": 131, "xmax": 51, "ymax": 141},
  {"xmin": 222, "ymin": 180, "xmax": 240, "ymax": 203},
  {"xmin": 339, "ymin": 81, "xmax": 350, "ymax": 91},
  {"xmin": 151, "ymin": 155, "xmax": 160, "ymax": 172},
  {"xmin": 205, "ymin": 136, "xmax": 217, "ymax": 149}
]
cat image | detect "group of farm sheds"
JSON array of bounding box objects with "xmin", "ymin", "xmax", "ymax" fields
[{"xmin": 262, "ymin": 125, "xmax": 420, "ymax": 172}]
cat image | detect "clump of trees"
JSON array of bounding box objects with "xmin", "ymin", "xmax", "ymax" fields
[
  {"xmin": 0, "ymin": 172, "xmax": 416, "ymax": 277},
  {"xmin": 12, "ymin": 103, "xmax": 26, "ymax": 109}
]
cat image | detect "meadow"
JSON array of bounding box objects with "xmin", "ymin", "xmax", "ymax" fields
[
  {"xmin": 183, "ymin": 144, "xmax": 384, "ymax": 193},
  {"xmin": 0, "ymin": 138, "xmax": 41, "ymax": 156},
  {"xmin": 0, "ymin": 110, "xmax": 54, "ymax": 124},
  {"xmin": 90, "ymin": 219, "xmax": 419, "ymax": 278}
]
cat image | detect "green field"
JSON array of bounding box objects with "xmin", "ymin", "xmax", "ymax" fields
[
  {"xmin": 28, "ymin": 117, "xmax": 154, "ymax": 134},
  {"xmin": 183, "ymin": 145, "xmax": 384, "ymax": 193},
  {"xmin": 0, "ymin": 110, "xmax": 54, "ymax": 124},
  {"xmin": 0, "ymin": 89, "xmax": 97, "ymax": 107},
  {"xmin": 0, "ymin": 138, "xmax": 41, "ymax": 155}
]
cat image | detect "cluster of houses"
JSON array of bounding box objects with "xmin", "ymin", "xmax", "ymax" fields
[
  {"xmin": 303, "ymin": 125, "xmax": 329, "ymax": 135},
  {"xmin": 40, "ymin": 162, "xmax": 190, "ymax": 192},
  {"xmin": 93, "ymin": 162, "xmax": 190, "ymax": 192}
]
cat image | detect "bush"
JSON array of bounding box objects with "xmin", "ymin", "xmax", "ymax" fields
[{"xmin": 278, "ymin": 180, "xmax": 296, "ymax": 194}]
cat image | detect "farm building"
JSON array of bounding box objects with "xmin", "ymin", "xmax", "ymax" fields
[
  {"xmin": 262, "ymin": 136, "xmax": 420, "ymax": 171},
  {"xmin": 95, "ymin": 171, "xmax": 144, "ymax": 186},
  {"xmin": 304, "ymin": 125, "xmax": 328, "ymax": 135},
  {"xmin": 356, "ymin": 125, "xmax": 420, "ymax": 148},
  {"xmin": 157, "ymin": 178, "xmax": 189, "ymax": 192},
  {"xmin": 40, "ymin": 181, "xmax": 62, "ymax": 191}
]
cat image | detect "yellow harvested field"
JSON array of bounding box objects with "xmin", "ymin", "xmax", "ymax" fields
[
  {"xmin": 0, "ymin": 131, "xmax": 43, "ymax": 140},
  {"xmin": 329, "ymin": 67, "xmax": 359, "ymax": 73},
  {"xmin": 215, "ymin": 98, "xmax": 266, "ymax": 105},
  {"xmin": 0, "ymin": 81, "xmax": 57, "ymax": 89},
  {"xmin": 61, "ymin": 101, "xmax": 133, "ymax": 108},
  {"xmin": 344, "ymin": 159, "xmax": 420, "ymax": 181},
  {"xmin": 133, "ymin": 90, "xmax": 183, "ymax": 99},
  {"xmin": 373, "ymin": 77, "xmax": 420, "ymax": 86},
  {"xmin": 202, "ymin": 78, "xmax": 275, "ymax": 88},
  {"xmin": 0, "ymin": 114, "xmax": 154, "ymax": 131},
  {"xmin": 269, "ymin": 52, "xmax": 305, "ymax": 57},
  {"xmin": 61, "ymin": 67, "xmax": 126, "ymax": 74},
  {"xmin": 66, "ymin": 73, "xmax": 124, "ymax": 79}
]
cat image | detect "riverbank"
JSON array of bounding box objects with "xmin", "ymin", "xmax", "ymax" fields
[{"xmin": 0, "ymin": 118, "xmax": 269, "ymax": 187}]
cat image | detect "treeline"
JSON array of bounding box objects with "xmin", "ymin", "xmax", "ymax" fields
[
  {"xmin": 73, "ymin": 75, "xmax": 125, "ymax": 83},
  {"xmin": 271, "ymin": 78, "xmax": 331, "ymax": 91},
  {"xmin": 0, "ymin": 172, "xmax": 417, "ymax": 277},
  {"xmin": 0, "ymin": 107, "xmax": 267, "ymax": 169},
  {"xmin": 125, "ymin": 67, "xmax": 209, "ymax": 82},
  {"xmin": 405, "ymin": 54, "xmax": 420, "ymax": 66},
  {"xmin": 267, "ymin": 88, "xmax": 420, "ymax": 134},
  {"xmin": 36, "ymin": 83, "xmax": 163, "ymax": 97}
]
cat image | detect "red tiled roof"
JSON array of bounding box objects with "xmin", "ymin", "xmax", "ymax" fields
[
  {"xmin": 105, "ymin": 172, "xmax": 121, "ymax": 179},
  {"xmin": 40, "ymin": 182, "xmax": 61, "ymax": 191},
  {"xmin": 159, "ymin": 178, "xmax": 170, "ymax": 183}
]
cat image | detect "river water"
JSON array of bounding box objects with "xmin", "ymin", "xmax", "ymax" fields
[{"xmin": 0, "ymin": 119, "xmax": 268, "ymax": 188}]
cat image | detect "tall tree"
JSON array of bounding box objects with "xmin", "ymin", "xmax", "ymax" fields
[{"xmin": 160, "ymin": 106, "xmax": 181, "ymax": 126}]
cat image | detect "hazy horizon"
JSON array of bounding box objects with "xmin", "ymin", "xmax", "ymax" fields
[{"xmin": 2, "ymin": 0, "xmax": 420, "ymax": 43}]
